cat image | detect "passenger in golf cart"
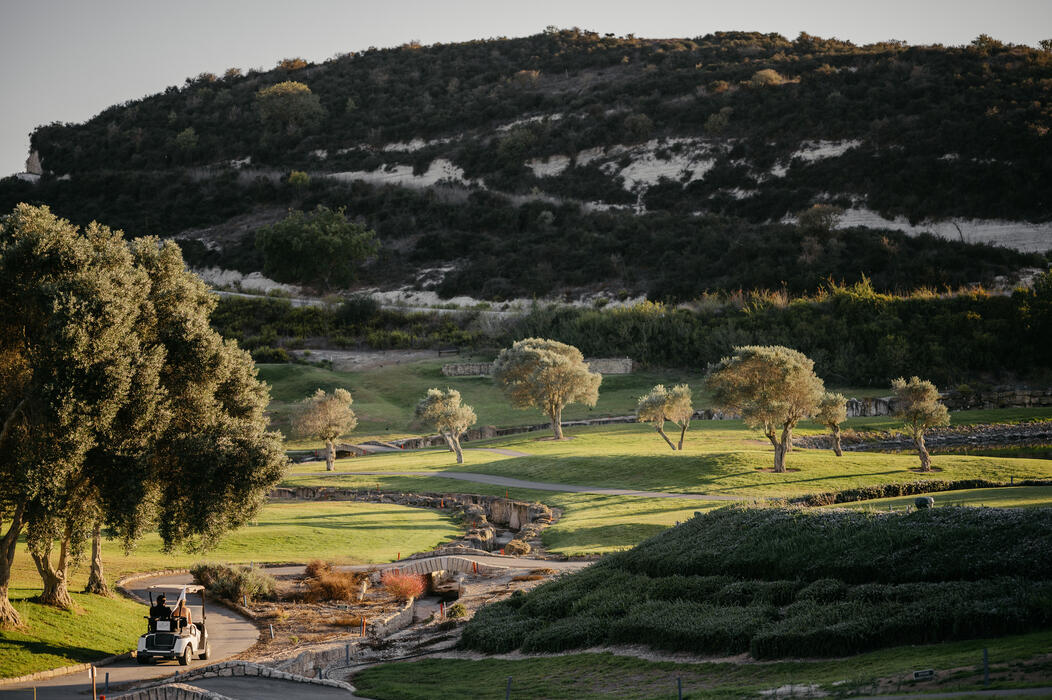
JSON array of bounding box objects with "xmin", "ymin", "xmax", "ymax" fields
[{"xmin": 137, "ymin": 584, "xmax": 211, "ymax": 665}]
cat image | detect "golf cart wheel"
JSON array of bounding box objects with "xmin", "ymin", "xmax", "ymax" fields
[
  {"xmin": 199, "ymin": 642, "xmax": 211, "ymax": 660},
  {"xmin": 137, "ymin": 654, "xmax": 148, "ymax": 665},
  {"xmin": 179, "ymin": 646, "xmax": 192, "ymax": 666}
]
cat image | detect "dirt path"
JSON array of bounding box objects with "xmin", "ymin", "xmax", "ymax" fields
[{"xmin": 298, "ymin": 469, "xmax": 742, "ymax": 501}]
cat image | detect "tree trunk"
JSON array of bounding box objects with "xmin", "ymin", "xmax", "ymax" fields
[
  {"xmin": 30, "ymin": 525, "xmax": 75, "ymax": 610},
  {"xmin": 451, "ymin": 435, "xmax": 464, "ymax": 464},
  {"xmin": 325, "ymin": 439, "xmax": 336, "ymax": 471},
  {"xmin": 773, "ymin": 426, "xmax": 793, "ymax": 473},
  {"xmin": 677, "ymin": 424, "xmax": 687, "ymax": 451},
  {"xmin": 550, "ymin": 406, "xmax": 564, "ymax": 440},
  {"xmin": 655, "ymin": 425, "xmax": 676, "ymax": 450},
  {"xmin": 915, "ymin": 433, "xmax": 932, "ymax": 471},
  {"xmin": 0, "ymin": 505, "xmax": 25, "ymax": 628},
  {"xmin": 84, "ymin": 521, "xmax": 109, "ymax": 596},
  {"xmin": 831, "ymin": 424, "xmax": 843, "ymax": 457}
]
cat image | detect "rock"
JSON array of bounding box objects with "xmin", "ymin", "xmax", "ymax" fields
[
  {"xmin": 504, "ymin": 539, "xmax": 531, "ymax": 556},
  {"xmin": 915, "ymin": 496, "xmax": 935, "ymax": 509},
  {"xmin": 527, "ymin": 502, "xmax": 553, "ymax": 522}
]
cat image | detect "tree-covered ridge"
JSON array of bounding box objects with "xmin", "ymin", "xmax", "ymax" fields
[{"xmin": 24, "ymin": 29, "xmax": 1052, "ymax": 223}]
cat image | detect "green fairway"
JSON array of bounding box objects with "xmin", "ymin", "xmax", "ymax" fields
[
  {"xmin": 294, "ymin": 421, "xmax": 1051, "ymax": 498},
  {"xmin": 258, "ymin": 361, "xmax": 710, "ymax": 439},
  {"xmin": 1, "ymin": 501, "xmax": 460, "ymax": 679},
  {"xmin": 0, "ymin": 591, "xmax": 146, "ymax": 679},
  {"xmin": 826, "ymin": 485, "xmax": 1052, "ymax": 510},
  {"xmin": 353, "ymin": 630, "xmax": 1052, "ymax": 699}
]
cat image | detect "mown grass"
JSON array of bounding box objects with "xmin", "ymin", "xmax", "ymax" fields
[
  {"xmin": 0, "ymin": 591, "xmax": 146, "ymax": 679},
  {"xmin": 825, "ymin": 485, "xmax": 1052, "ymax": 511},
  {"xmin": 258, "ymin": 361, "xmax": 710, "ymax": 439},
  {"xmin": 1, "ymin": 501, "xmax": 460, "ymax": 679},
  {"xmin": 353, "ymin": 631, "xmax": 1052, "ymax": 699}
]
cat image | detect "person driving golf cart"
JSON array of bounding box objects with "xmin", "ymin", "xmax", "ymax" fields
[{"xmin": 149, "ymin": 593, "xmax": 171, "ymax": 620}]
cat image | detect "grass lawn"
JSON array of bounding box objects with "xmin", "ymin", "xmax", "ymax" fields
[
  {"xmin": 352, "ymin": 630, "xmax": 1052, "ymax": 699},
  {"xmin": 826, "ymin": 485, "xmax": 1052, "ymax": 511},
  {"xmin": 356, "ymin": 421, "xmax": 1052, "ymax": 498},
  {"xmin": 257, "ymin": 360, "xmax": 922, "ymax": 443},
  {"xmin": 1, "ymin": 501, "xmax": 460, "ymax": 679}
]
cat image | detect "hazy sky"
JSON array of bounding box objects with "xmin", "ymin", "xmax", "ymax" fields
[{"xmin": 1, "ymin": 0, "xmax": 1049, "ymax": 176}]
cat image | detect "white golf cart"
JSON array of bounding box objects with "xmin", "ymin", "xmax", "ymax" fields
[{"xmin": 136, "ymin": 584, "xmax": 211, "ymax": 666}]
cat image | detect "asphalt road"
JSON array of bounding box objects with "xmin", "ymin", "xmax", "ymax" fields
[{"xmin": 0, "ymin": 572, "xmax": 258, "ymax": 700}]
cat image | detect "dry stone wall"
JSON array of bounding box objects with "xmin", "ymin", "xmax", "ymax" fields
[{"xmin": 441, "ymin": 357, "xmax": 633, "ymax": 377}]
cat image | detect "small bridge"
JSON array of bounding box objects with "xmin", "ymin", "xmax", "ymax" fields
[{"xmin": 383, "ymin": 555, "xmax": 508, "ymax": 576}]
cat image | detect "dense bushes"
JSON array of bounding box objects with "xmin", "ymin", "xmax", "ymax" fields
[
  {"xmin": 794, "ymin": 478, "xmax": 1052, "ymax": 507},
  {"xmin": 459, "ymin": 506, "xmax": 1052, "ymax": 658},
  {"xmin": 190, "ymin": 562, "xmax": 276, "ymax": 602}
]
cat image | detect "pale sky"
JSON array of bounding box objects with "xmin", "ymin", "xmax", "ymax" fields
[{"xmin": 1, "ymin": 0, "xmax": 1049, "ymax": 176}]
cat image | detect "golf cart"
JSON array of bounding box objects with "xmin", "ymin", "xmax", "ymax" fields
[{"xmin": 136, "ymin": 584, "xmax": 211, "ymax": 666}]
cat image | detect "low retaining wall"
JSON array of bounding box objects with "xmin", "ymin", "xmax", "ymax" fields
[
  {"xmin": 441, "ymin": 357, "xmax": 633, "ymax": 377},
  {"xmin": 110, "ymin": 661, "xmax": 354, "ymax": 699}
]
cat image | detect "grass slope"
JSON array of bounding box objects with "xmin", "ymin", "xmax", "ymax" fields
[{"xmin": 353, "ymin": 631, "xmax": 1052, "ymax": 699}]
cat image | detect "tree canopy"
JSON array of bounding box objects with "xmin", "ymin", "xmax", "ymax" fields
[
  {"xmin": 707, "ymin": 345, "xmax": 825, "ymax": 472},
  {"xmin": 492, "ymin": 338, "xmax": 601, "ymax": 440},
  {"xmin": 0, "ymin": 204, "xmax": 286, "ymax": 626},
  {"xmin": 636, "ymin": 384, "xmax": 693, "ymax": 450},
  {"xmin": 415, "ymin": 388, "xmax": 477, "ymax": 463},
  {"xmin": 255, "ymin": 206, "xmax": 379, "ymax": 290}
]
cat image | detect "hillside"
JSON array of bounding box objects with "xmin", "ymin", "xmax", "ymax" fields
[{"xmin": 3, "ymin": 29, "xmax": 1051, "ymax": 299}]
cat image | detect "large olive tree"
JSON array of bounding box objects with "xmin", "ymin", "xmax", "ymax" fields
[
  {"xmin": 293, "ymin": 388, "xmax": 357, "ymax": 471},
  {"xmin": 492, "ymin": 338, "xmax": 601, "ymax": 440},
  {"xmin": 891, "ymin": 377, "xmax": 950, "ymax": 471},
  {"xmin": 706, "ymin": 346, "xmax": 825, "ymax": 472},
  {"xmin": 636, "ymin": 384, "xmax": 693, "ymax": 450},
  {"xmin": 0, "ymin": 205, "xmax": 286, "ymax": 624},
  {"xmin": 415, "ymin": 388, "xmax": 477, "ymax": 464}
]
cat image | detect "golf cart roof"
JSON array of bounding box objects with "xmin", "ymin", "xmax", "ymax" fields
[{"xmin": 147, "ymin": 584, "xmax": 204, "ymax": 593}]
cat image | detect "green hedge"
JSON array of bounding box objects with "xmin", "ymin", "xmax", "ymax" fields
[{"xmin": 459, "ymin": 506, "xmax": 1052, "ymax": 658}]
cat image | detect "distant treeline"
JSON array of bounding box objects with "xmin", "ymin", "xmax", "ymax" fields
[
  {"xmin": 2, "ymin": 175, "xmax": 1041, "ymax": 301},
  {"xmin": 215, "ymin": 276, "xmax": 1052, "ymax": 386}
]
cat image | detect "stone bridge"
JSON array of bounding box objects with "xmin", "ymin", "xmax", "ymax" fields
[{"xmin": 384, "ymin": 555, "xmax": 508, "ymax": 577}]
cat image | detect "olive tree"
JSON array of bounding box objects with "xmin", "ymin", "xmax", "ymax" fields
[
  {"xmin": 891, "ymin": 377, "xmax": 950, "ymax": 471},
  {"xmin": 492, "ymin": 338, "xmax": 601, "ymax": 440},
  {"xmin": 0, "ymin": 205, "xmax": 287, "ymax": 623},
  {"xmin": 816, "ymin": 392, "xmax": 848, "ymax": 456},
  {"xmin": 706, "ymin": 346, "xmax": 825, "ymax": 472},
  {"xmin": 256, "ymin": 80, "xmax": 325, "ymax": 134},
  {"xmin": 294, "ymin": 388, "xmax": 357, "ymax": 471},
  {"xmin": 636, "ymin": 384, "xmax": 693, "ymax": 450},
  {"xmin": 415, "ymin": 388, "xmax": 477, "ymax": 464}
]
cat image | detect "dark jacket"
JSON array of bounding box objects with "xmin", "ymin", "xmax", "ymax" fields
[{"xmin": 150, "ymin": 602, "xmax": 171, "ymax": 619}]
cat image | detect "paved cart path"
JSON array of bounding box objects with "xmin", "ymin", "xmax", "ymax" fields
[{"xmin": 296, "ymin": 469, "xmax": 743, "ymax": 501}]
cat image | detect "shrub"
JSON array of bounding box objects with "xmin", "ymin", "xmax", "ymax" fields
[
  {"xmin": 446, "ymin": 602, "xmax": 468, "ymax": 619},
  {"xmin": 304, "ymin": 559, "xmax": 332, "ymax": 578},
  {"xmin": 381, "ymin": 570, "xmax": 425, "ymax": 601},
  {"xmin": 306, "ymin": 570, "xmax": 368, "ymax": 602},
  {"xmin": 190, "ymin": 562, "xmax": 276, "ymax": 602}
]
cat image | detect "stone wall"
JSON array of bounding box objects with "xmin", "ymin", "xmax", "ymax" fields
[
  {"xmin": 109, "ymin": 661, "xmax": 354, "ymax": 699},
  {"xmin": 441, "ymin": 362, "xmax": 494, "ymax": 377},
  {"xmin": 944, "ymin": 386, "xmax": 1052, "ymax": 411},
  {"xmin": 441, "ymin": 357, "xmax": 633, "ymax": 377},
  {"xmin": 585, "ymin": 357, "xmax": 635, "ymax": 374}
]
